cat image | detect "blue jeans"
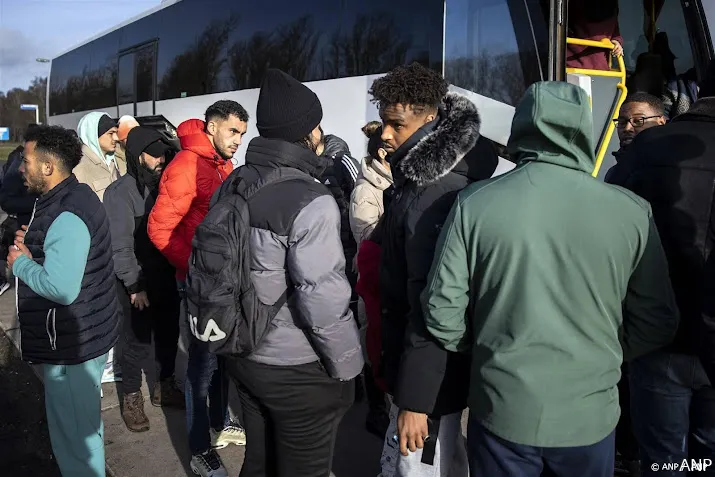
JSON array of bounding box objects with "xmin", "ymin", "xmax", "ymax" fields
[
  {"xmin": 629, "ymin": 351, "xmax": 715, "ymax": 476},
  {"xmin": 178, "ymin": 280, "xmax": 230, "ymax": 454},
  {"xmin": 467, "ymin": 417, "xmax": 615, "ymax": 477}
]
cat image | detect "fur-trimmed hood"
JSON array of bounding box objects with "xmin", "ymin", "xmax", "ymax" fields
[{"xmin": 399, "ymin": 92, "xmax": 483, "ymax": 186}]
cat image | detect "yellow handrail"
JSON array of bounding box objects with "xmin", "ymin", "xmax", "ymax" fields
[{"xmin": 565, "ymin": 37, "xmax": 628, "ymax": 177}]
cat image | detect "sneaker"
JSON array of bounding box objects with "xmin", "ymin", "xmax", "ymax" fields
[
  {"xmin": 101, "ymin": 353, "xmax": 123, "ymax": 383},
  {"xmin": 190, "ymin": 450, "xmax": 228, "ymax": 477},
  {"xmin": 210, "ymin": 423, "xmax": 247, "ymax": 448},
  {"xmin": 122, "ymin": 391, "xmax": 150, "ymax": 432},
  {"xmin": 151, "ymin": 377, "xmax": 186, "ymax": 409},
  {"xmin": 0, "ymin": 281, "xmax": 10, "ymax": 297}
]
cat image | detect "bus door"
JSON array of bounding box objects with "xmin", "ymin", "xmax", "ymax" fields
[
  {"xmin": 117, "ymin": 41, "xmax": 157, "ymax": 118},
  {"xmin": 563, "ymin": 0, "xmax": 713, "ymax": 180}
]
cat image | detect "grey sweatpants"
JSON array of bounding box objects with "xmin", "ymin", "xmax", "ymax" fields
[{"xmin": 380, "ymin": 403, "xmax": 469, "ymax": 477}]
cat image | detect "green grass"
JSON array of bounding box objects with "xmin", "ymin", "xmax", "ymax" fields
[{"xmin": 0, "ymin": 143, "xmax": 20, "ymax": 163}]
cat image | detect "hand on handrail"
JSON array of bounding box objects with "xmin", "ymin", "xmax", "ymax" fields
[{"xmin": 611, "ymin": 40, "xmax": 624, "ymax": 57}]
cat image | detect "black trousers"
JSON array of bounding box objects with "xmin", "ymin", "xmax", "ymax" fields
[
  {"xmin": 117, "ymin": 278, "xmax": 181, "ymax": 394},
  {"xmin": 225, "ymin": 358, "xmax": 354, "ymax": 477},
  {"xmin": 615, "ymin": 363, "xmax": 639, "ymax": 460}
]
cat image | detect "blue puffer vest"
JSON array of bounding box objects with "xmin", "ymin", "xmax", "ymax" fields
[{"xmin": 17, "ymin": 175, "xmax": 119, "ymax": 364}]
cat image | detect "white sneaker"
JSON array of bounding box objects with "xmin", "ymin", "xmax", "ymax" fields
[
  {"xmin": 0, "ymin": 281, "xmax": 10, "ymax": 296},
  {"xmin": 210, "ymin": 424, "xmax": 247, "ymax": 448},
  {"xmin": 101, "ymin": 353, "xmax": 122, "ymax": 383},
  {"xmin": 190, "ymin": 450, "xmax": 228, "ymax": 477}
]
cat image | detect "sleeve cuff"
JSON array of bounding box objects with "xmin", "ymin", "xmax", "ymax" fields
[
  {"xmin": 12, "ymin": 254, "xmax": 32, "ymax": 277},
  {"xmin": 125, "ymin": 279, "xmax": 146, "ymax": 295}
]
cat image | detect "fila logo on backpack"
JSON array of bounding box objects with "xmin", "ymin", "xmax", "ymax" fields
[{"xmin": 189, "ymin": 314, "xmax": 227, "ymax": 343}]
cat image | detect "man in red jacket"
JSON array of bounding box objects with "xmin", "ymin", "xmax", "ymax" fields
[{"xmin": 148, "ymin": 100, "xmax": 248, "ymax": 477}]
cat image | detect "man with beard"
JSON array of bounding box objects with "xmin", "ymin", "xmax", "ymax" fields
[
  {"xmin": 148, "ymin": 100, "xmax": 248, "ymax": 476},
  {"xmin": 8, "ymin": 125, "xmax": 119, "ymax": 476},
  {"xmin": 104, "ymin": 127, "xmax": 185, "ymax": 433}
]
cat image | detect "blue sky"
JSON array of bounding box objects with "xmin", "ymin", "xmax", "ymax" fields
[{"xmin": 0, "ymin": 0, "xmax": 161, "ymax": 93}]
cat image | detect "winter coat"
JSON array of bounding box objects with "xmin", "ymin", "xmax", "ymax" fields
[
  {"xmin": 216, "ymin": 136, "xmax": 364, "ymax": 380},
  {"xmin": 379, "ymin": 92, "xmax": 500, "ymax": 417},
  {"xmin": 423, "ymin": 82, "xmax": 679, "ymax": 448},
  {"xmin": 147, "ymin": 119, "xmax": 234, "ymax": 280},
  {"xmin": 0, "ymin": 146, "xmax": 38, "ymax": 226},
  {"xmin": 607, "ymin": 96, "xmax": 715, "ymax": 385},
  {"xmin": 349, "ymin": 157, "xmax": 393, "ymax": 244},
  {"xmin": 74, "ymin": 112, "xmax": 126, "ymax": 202}
]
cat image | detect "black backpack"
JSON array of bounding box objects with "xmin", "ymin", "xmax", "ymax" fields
[{"xmin": 186, "ymin": 166, "xmax": 309, "ymax": 356}]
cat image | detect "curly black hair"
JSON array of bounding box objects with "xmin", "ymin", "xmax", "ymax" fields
[
  {"xmin": 623, "ymin": 92, "xmax": 665, "ymax": 115},
  {"xmin": 368, "ymin": 62, "xmax": 448, "ymax": 113},
  {"xmin": 205, "ymin": 100, "xmax": 249, "ymax": 123},
  {"xmin": 24, "ymin": 125, "xmax": 83, "ymax": 173}
]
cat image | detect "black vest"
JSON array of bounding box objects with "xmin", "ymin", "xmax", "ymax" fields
[{"xmin": 17, "ymin": 175, "xmax": 120, "ymax": 364}]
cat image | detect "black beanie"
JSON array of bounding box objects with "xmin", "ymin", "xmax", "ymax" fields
[
  {"xmin": 97, "ymin": 114, "xmax": 117, "ymax": 138},
  {"xmin": 256, "ymin": 69, "xmax": 323, "ymax": 142}
]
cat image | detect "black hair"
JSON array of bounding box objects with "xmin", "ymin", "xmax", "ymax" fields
[
  {"xmin": 362, "ymin": 120, "xmax": 382, "ymax": 138},
  {"xmin": 368, "ymin": 62, "xmax": 448, "ymax": 114},
  {"xmin": 622, "ymin": 92, "xmax": 665, "ymax": 116},
  {"xmin": 24, "ymin": 125, "xmax": 83, "ymax": 173},
  {"xmin": 24, "ymin": 123, "xmax": 40, "ymax": 140},
  {"xmin": 205, "ymin": 100, "xmax": 249, "ymax": 124}
]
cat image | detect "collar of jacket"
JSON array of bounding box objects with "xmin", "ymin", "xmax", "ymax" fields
[
  {"xmin": 36, "ymin": 174, "xmax": 78, "ymax": 212},
  {"xmin": 244, "ymin": 136, "xmax": 325, "ymax": 178},
  {"xmin": 392, "ymin": 92, "xmax": 484, "ymax": 187},
  {"xmin": 360, "ymin": 156, "xmax": 393, "ymax": 191},
  {"xmin": 177, "ymin": 119, "xmax": 230, "ymax": 167},
  {"xmin": 672, "ymin": 96, "xmax": 715, "ymax": 123}
]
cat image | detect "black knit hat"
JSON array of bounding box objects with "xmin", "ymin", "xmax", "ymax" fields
[{"xmin": 256, "ymin": 69, "xmax": 323, "ymax": 142}]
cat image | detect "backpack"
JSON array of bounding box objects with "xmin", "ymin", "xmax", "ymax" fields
[{"xmin": 186, "ymin": 166, "xmax": 310, "ymax": 356}]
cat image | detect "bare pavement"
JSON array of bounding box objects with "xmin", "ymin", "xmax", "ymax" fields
[{"xmin": 0, "ymin": 280, "xmax": 389, "ymax": 476}]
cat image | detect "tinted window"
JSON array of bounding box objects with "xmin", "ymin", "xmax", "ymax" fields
[
  {"xmin": 85, "ymin": 32, "xmax": 120, "ymax": 111},
  {"xmin": 444, "ymin": 0, "xmax": 547, "ymax": 106},
  {"xmin": 49, "ymin": 46, "xmax": 90, "ymax": 115},
  {"xmin": 136, "ymin": 45, "xmax": 155, "ymax": 102},
  {"xmin": 117, "ymin": 53, "xmax": 135, "ymax": 105}
]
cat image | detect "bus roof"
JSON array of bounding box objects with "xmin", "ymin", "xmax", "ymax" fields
[{"xmin": 52, "ymin": 0, "xmax": 182, "ymax": 60}]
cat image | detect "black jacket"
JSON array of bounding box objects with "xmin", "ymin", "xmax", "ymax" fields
[
  {"xmin": 17, "ymin": 175, "xmax": 119, "ymax": 364},
  {"xmin": 317, "ymin": 135, "xmax": 360, "ymax": 273},
  {"xmin": 104, "ymin": 161, "xmax": 176, "ymax": 295},
  {"xmin": 607, "ymin": 97, "xmax": 715, "ymax": 382},
  {"xmin": 379, "ymin": 93, "xmax": 499, "ymax": 416},
  {"xmin": 0, "ymin": 146, "xmax": 39, "ymax": 226}
]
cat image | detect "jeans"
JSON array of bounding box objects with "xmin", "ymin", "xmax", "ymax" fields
[
  {"xmin": 467, "ymin": 417, "xmax": 615, "ymax": 477},
  {"xmin": 380, "ymin": 404, "xmax": 468, "ymax": 477},
  {"xmin": 629, "ymin": 351, "xmax": 715, "ymax": 476},
  {"xmin": 178, "ymin": 280, "xmax": 230, "ymax": 454},
  {"xmin": 43, "ymin": 353, "xmax": 108, "ymax": 477},
  {"xmin": 225, "ymin": 358, "xmax": 354, "ymax": 477}
]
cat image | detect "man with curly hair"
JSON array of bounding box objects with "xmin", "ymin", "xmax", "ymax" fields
[
  {"xmin": 372, "ymin": 62, "xmax": 500, "ymax": 476},
  {"xmin": 8, "ymin": 125, "xmax": 120, "ymax": 476}
]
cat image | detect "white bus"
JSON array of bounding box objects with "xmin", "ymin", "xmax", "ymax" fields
[{"xmin": 47, "ymin": 0, "xmax": 714, "ymax": 177}]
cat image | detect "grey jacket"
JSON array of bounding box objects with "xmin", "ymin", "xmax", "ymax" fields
[{"xmin": 220, "ymin": 137, "xmax": 364, "ymax": 380}]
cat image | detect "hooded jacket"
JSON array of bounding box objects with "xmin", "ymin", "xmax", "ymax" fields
[
  {"xmin": 422, "ymin": 82, "xmax": 679, "ymax": 447},
  {"xmin": 349, "ymin": 156, "xmax": 393, "ymax": 244},
  {"xmin": 147, "ymin": 119, "xmax": 234, "ymax": 280},
  {"xmin": 606, "ymin": 96, "xmax": 715, "ymax": 385},
  {"xmin": 379, "ymin": 92, "xmax": 500, "ymax": 417},
  {"xmin": 216, "ymin": 136, "xmax": 364, "ymax": 380},
  {"xmin": 74, "ymin": 112, "xmax": 126, "ymax": 202},
  {"xmin": 104, "ymin": 129, "xmax": 176, "ymax": 295}
]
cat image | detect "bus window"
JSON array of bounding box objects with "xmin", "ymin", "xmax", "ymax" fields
[{"xmin": 444, "ymin": 0, "xmax": 547, "ymax": 107}]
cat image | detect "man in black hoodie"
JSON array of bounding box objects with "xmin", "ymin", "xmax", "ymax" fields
[
  {"xmin": 373, "ymin": 62, "xmax": 499, "ymax": 475},
  {"xmin": 103, "ymin": 127, "xmax": 184, "ymax": 433},
  {"xmin": 607, "ymin": 63, "xmax": 715, "ymax": 476}
]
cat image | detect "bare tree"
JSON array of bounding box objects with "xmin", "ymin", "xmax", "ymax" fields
[
  {"xmin": 445, "ymin": 51, "xmax": 526, "ymax": 106},
  {"xmin": 0, "ymin": 77, "xmax": 48, "ymax": 142}
]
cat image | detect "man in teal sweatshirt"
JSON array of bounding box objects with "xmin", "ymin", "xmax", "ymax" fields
[
  {"xmin": 422, "ymin": 82, "xmax": 679, "ymax": 477},
  {"xmin": 8, "ymin": 125, "xmax": 119, "ymax": 477}
]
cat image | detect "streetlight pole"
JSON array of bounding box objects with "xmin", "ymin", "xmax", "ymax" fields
[{"xmin": 20, "ymin": 104, "xmax": 40, "ymax": 125}]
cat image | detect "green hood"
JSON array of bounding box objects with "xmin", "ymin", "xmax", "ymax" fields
[
  {"xmin": 77, "ymin": 111, "xmax": 115, "ymax": 166},
  {"xmin": 506, "ymin": 82, "xmax": 595, "ymax": 173}
]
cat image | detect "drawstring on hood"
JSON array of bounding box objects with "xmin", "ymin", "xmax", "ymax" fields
[
  {"xmin": 507, "ymin": 82, "xmax": 595, "ymax": 173},
  {"xmin": 77, "ymin": 111, "xmax": 117, "ymax": 167}
]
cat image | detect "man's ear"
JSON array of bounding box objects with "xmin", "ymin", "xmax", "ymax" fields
[
  {"xmin": 42, "ymin": 160, "xmax": 54, "ymax": 177},
  {"xmin": 206, "ymin": 120, "xmax": 217, "ymax": 136}
]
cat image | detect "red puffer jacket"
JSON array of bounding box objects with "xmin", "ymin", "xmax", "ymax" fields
[
  {"xmin": 355, "ymin": 239, "xmax": 388, "ymax": 393},
  {"xmin": 148, "ymin": 119, "xmax": 233, "ymax": 280}
]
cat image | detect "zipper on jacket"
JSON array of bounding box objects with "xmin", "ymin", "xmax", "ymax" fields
[
  {"xmin": 15, "ymin": 198, "xmax": 38, "ymax": 318},
  {"xmin": 46, "ymin": 308, "xmax": 57, "ymax": 351}
]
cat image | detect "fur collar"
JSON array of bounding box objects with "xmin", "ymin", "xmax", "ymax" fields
[{"xmin": 400, "ymin": 92, "xmax": 481, "ymax": 186}]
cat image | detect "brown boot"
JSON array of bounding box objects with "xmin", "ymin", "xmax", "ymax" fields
[
  {"xmin": 151, "ymin": 378, "xmax": 186, "ymax": 409},
  {"xmin": 122, "ymin": 391, "xmax": 149, "ymax": 432}
]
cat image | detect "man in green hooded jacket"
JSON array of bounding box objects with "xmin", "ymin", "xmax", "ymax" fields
[{"xmin": 422, "ymin": 82, "xmax": 679, "ymax": 476}]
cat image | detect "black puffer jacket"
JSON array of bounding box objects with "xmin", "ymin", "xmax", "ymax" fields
[
  {"xmin": 380, "ymin": 93, "xmax": 499, "ymax": 416},
  {"xmin": 607, "ymin": 97, "xmax": 715, "ymax": 384}
]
